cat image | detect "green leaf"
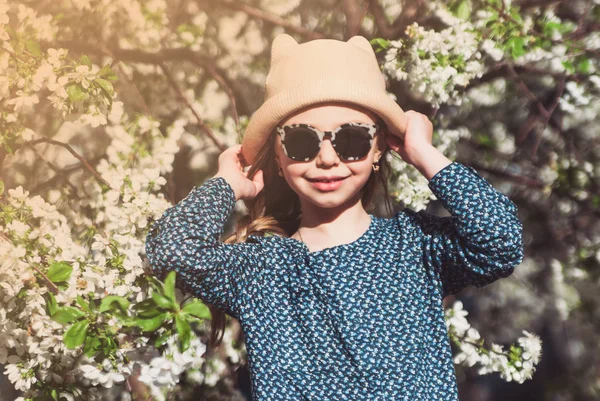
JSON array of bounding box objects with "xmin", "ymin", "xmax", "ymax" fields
[
  {"xmin": 103, "ymin": 68, "xmax": 118, "ymax": 82},
  {"xmin": 64, "ymin": 320, "xmax": 89, "ymax": 349},
  {"xmin": 136, "ymin": 305, "xmax": 164, "ymax": 319},
  {"xmin": 577, "ymin": 57, "xmax": 590, "ymax": 74},
  {"xmin": 96, "ymin": 78, "xmax": 114, "ymax": 97},
  {"xmin": 99, "ymin": 295, "xmax": 130, "ymax": 314},
  {"xmin": 562, "ymin": 60, "xmax": 575, "ymax": 73},
  {"xmin": 133, "ymin": 298, "xmax": 156, "ymax": 311},
  {"xmin": 164, "ymin": 271, "xmax": 177, "ymax": 304},
  {"xmin": 16, "ymin": 287, "xmax": 27, "ymax": 300},
  {"xmin": 148, "ymin": 276, "xmax": 165, "ymax": 294},
  {"xmin": 135, "ymin": 312, "xmax": 168, "ymax": 332},
  {"xmin": 0, "ymin": 180, "xmax": 4, "ymax": 194},
  {"xmin": 44, "ymin": 292, "xmax": 58, "ymax": 317},
  {"xmin": 76, "ymin": 295, "xmax": 90, "ymax": 313},
  {"xmin": 369, "ymin": 38, "xmax": 390, "ymax": 53},
  {"xmin": 182, "ymin": 300, "xmax": 211, "ymax": 320},
  {"xmin": 82, "ymin": 334, "xmax": 102, "ymax": 358},
  {"xmin": 47, "ymin": 262, "xmax": 73, "ymax": 283},
  {"xmin": 509, "ymin": 7, "xmax": 523, "ymax": 24},
  {"xmin": 24, "ymin": 39, "xmax": 42, "ymax": 57},
  {"xmin": 80, "ymin": 55, "xmax": 92, "ymax": 68},
  {"xmin": 152, "ymin": 291, "xmax": 175, "ymax": 310},
  {"xmin": 175, "ymin": 314, "xmax": 191, "ymax": 352},
  {"xmin": 66, "ymin": 84, "xmax": 86, "ymax": 102},
  {"xmin": 98, "ymin": 63, "xmax": 113, "ymax": 77},
  {"xmin": 96, "ymin": 64, "xmax": 117, "ymax": 82},
  {"xmin": 455, "ymin": 0, "xmax": 472, "ymax": 20},
  {"xmin": 543, "ymin": 21, "xmax": 561, "ymax": 36},
  {"xmin": 52, "ymin": 306, "xmax": 86, "ymax": 325},
  {"xmin": 154, "ymin": 330, "xmax": 172, "ymax": 348},
  {"xmin": 508, "ymin": 37, "xmax": 526, "ymax": 58}
]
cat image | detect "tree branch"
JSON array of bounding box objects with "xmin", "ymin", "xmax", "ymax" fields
[
  {"xmin": 19, "ymin": 138, "xmax": 113, "ymax": 189},
  {"xmin": 159, "ymin": 62, "xmax": 227, "ymax": 152},
  {"xmin": 342, "ymin": 0, "xmax": 370, "ymax": 39},
  {"xmin": 52, "ymin": 41, "xmax": 247, "ymax": 124},
  {"xmin": 218, "ymin": 0, "xmax": 326, "ymax": 40}
]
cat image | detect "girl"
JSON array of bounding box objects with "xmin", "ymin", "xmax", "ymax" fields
[{"xmin": 145, "ymin": 34, "xmax": 524, "ymax": 401}]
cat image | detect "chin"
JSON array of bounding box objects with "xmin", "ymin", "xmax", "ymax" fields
[{"xmin": 306, "ymin": 188, "xmax": 361, "ymax": 208}]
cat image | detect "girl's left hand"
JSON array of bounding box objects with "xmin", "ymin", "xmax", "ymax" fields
[{"xmin": 385, "ymin": 110, "xmax": 434, "ymax": 167}]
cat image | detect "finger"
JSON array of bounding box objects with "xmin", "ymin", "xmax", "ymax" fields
[
  {"xmin": 222, "ymin": 145, "xmax": 243, "ymax": 169},
  {"xmin": 387, "ymin": 133, "xmax": 402, "ymax": 146},
  {"xmin": 252, "ymin": 170, "xmax": 265, "ymax": 194},
  {"xmin": 237, "ymin": 146, "xmax": 250, "ymax": 168}
]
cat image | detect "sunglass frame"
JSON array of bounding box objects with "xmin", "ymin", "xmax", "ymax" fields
[{"xmin": 276, "ymin": 121, "xmax": 380, "ymax": 162}]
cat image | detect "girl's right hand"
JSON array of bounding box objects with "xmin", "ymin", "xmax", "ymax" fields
[{"xmin": 213, "ymin": 144, "xmax": 264, "ymax": 201}]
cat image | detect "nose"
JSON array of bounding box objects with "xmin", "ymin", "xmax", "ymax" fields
[{"xmin": 315, "ymin": 136, "xmax": 340, "ymax": 166}]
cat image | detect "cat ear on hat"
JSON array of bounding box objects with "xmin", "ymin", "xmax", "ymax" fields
[
  {"xmin": 270, "ymin": 33, "xmax": 299, "ymax": 65},
  {"xmin": 346, "ymin": 35, "xmax": 375, "ymax": 54}
]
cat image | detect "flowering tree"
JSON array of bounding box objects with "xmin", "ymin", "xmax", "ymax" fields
[{"xmin": 1, "ymin": 0, "xmax": 598, "ymax": 400}]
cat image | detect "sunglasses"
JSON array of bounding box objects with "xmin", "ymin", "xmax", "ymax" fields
[{"xmin": 276, "ymin": 121, "xmax": 380, "ymax": 162}]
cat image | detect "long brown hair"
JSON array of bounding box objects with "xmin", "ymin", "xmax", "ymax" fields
[{"xmin": 207, "ymin": 111, "xmax": 401, "ymax": 347}]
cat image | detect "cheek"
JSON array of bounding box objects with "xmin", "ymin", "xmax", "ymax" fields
[
  {"xmin": 284, "ymin": 164, "xmax": 303, "ymax": 177},
  {"xmin": 348, "ymin": 157, "xmax": 376, "ymax": 176},
  {"xmin": 354, "ymin": 165, "xmax": 375, "ymax": 181}
]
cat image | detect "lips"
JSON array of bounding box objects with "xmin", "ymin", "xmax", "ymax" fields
[
  {"xmin": 308, "ymin": 176, "xmax": 347, "ymax": 191},
  {"xmin": 307, "ymin": 176, "xmax": 348, "ymax": 182}
]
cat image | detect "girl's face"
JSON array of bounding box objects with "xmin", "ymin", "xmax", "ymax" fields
[{"xmin": 274, "ymin": 102, "xmax": 383, "ymax": 211}]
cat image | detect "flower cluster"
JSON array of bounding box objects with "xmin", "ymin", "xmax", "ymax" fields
[
  {"xmin": 387, "ymin": 125, "xmax": 470, "ymax": 211},
  {"xmin": 137, "ymin": 333, "xmax": 207, "ymax": 401},
  {"xmin": 1, "ymin": 1, "xmax": 122, "ymax": 165},
  {"xmin": 79, "ymin": 358, "xmax": 130, "ymax": 388},
  {"xmin": 7, "ymin": 0, "xmax": 600, "ymax": 397},
  {"xmin": 446, "ymin": 300, "xmax": 542, "ymax": 383},
  {"xmin": 0, "ymin": 96, "xmax": 192, "ymax": 398},
  {"xmin": 382, "ymin": 21, "xmax": 484, "ymax": 107}
]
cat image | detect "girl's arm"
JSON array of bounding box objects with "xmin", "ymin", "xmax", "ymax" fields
[
  {"xmin": 145, "ymin": 176, "xmax": 263, "ymax": 320},
  {"xmin": 387, "ymin": 112, "xmax": 523, "ymax": 299},
  {"xmin": 406, "ymin": 158, "xmax": 524, "ymax": 299}
]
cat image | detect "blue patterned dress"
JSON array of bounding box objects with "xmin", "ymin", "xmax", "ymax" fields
[{"xmin": 145, "ymin": 161, "xmax": 524, "ymax": 401}]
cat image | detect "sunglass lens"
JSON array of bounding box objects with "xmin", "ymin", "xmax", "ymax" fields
[
  {"xmin": 335, "ymin": 127, "xmax": 372, "ymax": 160},
  {"xmin": 283, "ymin": 127, "xmax": 320, "ymax": 161}
]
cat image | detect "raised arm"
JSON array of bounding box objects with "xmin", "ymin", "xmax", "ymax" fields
[
  {"xmin": 145, "ymin": 176, "xmax": 264, "ymax": 319},
  {"xmin": 405, "ymin": 161, "xmax": 524, "ymax": 298}
]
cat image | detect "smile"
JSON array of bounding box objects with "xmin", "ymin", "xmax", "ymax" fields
[{"xmin": 307, "ymin": 176, "xmax": 348, "ymax": 191}]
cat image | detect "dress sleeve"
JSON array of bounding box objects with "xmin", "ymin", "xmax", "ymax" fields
[
  {"xmin": 406, "ymin": 162, "xmax": 524, "ymax": 298},
  {"xmin": 144, "ymin": 176, "xmax": 264, "ymax": 320}
]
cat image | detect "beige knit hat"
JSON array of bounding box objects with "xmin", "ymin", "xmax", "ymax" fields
[{"xmin": 240, "ymin": 33, "xmax": 409, "ymax": 166}]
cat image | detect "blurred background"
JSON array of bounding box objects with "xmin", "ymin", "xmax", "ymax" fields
[{"xmin": 1, "ymin": 0, "xmax": 599, "ymax": 400}]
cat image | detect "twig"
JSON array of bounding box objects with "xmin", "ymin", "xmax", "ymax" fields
[
  {"xmin": 366, "ymin": 0, "xmax": 425, "ymax": 38},
  {"xmin": 20, "ymin": 138, "xmax": 113, "ymax": 189},
  {"xmin": 28, "ymin": 146, "xmax": 82, "ymax": 198},
  {"xmin": 469, "ymin": 161, "xmax": 545, "ymax": 188},
  {"xmin": 91, "ymin": 33, "xmax": 152, "ymax": 116},
  {"xmin": 158, "ymin": 62, "xmax": 227, "ymax": 152},
  {"xmin": 219, "ymin": 0, "xmax": 326, "ymax": 40},
  {"xmin": 30, "ymin": 264, "xmax": 60, "ymax": 295},
  {"xmin": 52, "ymin": 40, "xmax": 245, "ymax": 128},
  {"xmin": 506, "ymin": 64, "xmax": 551, "ymax": 120},
  {"xmin": 342, "ymin": 0, "xmax": 370, "ymax": 39}
]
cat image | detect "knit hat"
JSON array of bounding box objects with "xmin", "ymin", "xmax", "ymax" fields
[{"xmin": 240, "ymin": 33, "xmax": 409, "ymax": 166}]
